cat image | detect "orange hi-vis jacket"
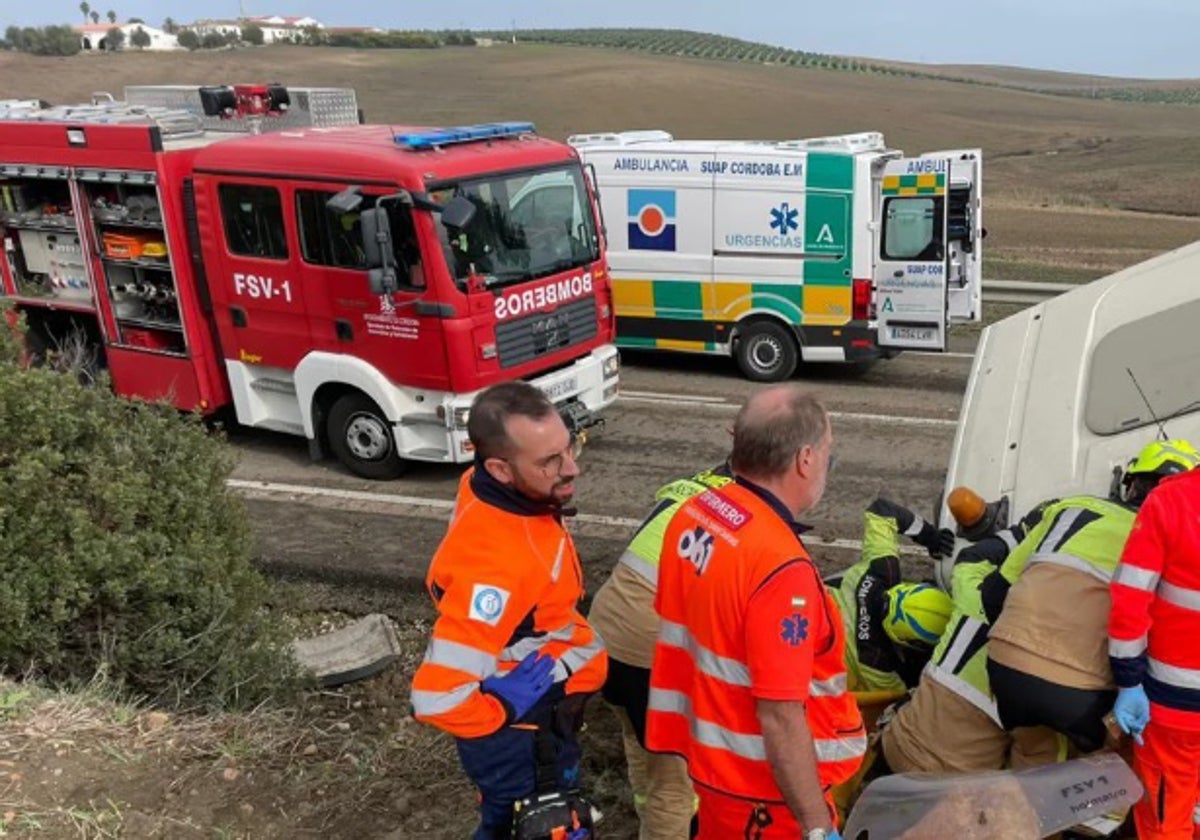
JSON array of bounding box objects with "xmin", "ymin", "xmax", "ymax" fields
[
  {"xmin": 410, "ymin": 468, "xmax": 607, "ymax": 739},
  {"xmin": 647, "ymin": 478, "xmax": 867, "ymax": 801},
  {"xmin": 1110, "ymin": 469, "xmax": 1200, "ymax": 731}
]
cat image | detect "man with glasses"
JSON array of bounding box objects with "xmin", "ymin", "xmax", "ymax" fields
[{"xmin": 410, "ymin": 382, "xmax": 607, "ymax": 839}]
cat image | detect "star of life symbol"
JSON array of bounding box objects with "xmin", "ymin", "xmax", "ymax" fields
[
  {"xmin": 770, "ymin": 201, "xmax": 799, "ymax": 235},
  {"xmin": 780, "ymin": 613, "xmax": 809, "ymax": 646}
]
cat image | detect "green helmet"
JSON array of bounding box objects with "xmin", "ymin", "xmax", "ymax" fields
[
  {"xmin": 882, "ymin": 583, "xmax": 954, "ymax": 648},
  {"xmin": 1125, "ymin": 439, "xmax": 1200, "ymax": 479}
]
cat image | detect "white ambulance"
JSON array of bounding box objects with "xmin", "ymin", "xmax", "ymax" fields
[
  {"xmin": 941, "ymin": 239, "xmax": 1200, "ymax": 528},
  {"xmin": 568, "ymin": 130, "xmax": 983, "ymax": 380}
]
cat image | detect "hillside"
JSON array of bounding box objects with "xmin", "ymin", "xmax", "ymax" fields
[
  {"xmin": 493, "ymin": 28, "xmax": 1200, "ymax": 105},
  {"xmin": 2, "ymin": 43, "xmax": 1199, "ymax": 281}
]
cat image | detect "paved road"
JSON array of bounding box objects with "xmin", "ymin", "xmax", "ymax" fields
[{"xmin": 228, "ymin": 339, "xmax": 979, "ymax": 614}]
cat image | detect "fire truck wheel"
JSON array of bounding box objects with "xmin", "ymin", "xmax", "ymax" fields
[
  {"xmin": 735, "ymin": 321, "xmax": 798, "ymax": 382},
  {"xmin": 327, "ymin": 393, "xmax": 407, "ymax": 480}
]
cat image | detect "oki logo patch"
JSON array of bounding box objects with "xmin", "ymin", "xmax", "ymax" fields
[
  {"xmin": 468, "ymin": 584, "xmax": 511, "ymax": 626},
  {"xmin": 677, "ymin": 526, "xmax": 715, "ymax": 576}
]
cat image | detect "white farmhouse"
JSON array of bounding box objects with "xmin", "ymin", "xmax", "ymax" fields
[{"xmin": 76, "ymin": 22, "xmax": 181, "ymax": 51}]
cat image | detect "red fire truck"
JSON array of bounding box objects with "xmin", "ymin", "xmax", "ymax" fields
[{"xmin": 0, "ymin": 85, "xmax": 619, "ymax": 478}]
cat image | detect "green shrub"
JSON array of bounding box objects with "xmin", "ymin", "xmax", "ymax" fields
[
  {"xmin": 240, "ymin": 23, "xmax": 264, "ymax": 46},
  {"xmin": 0, "ymin": 313, "xmax": 302, "ymax": 710}
]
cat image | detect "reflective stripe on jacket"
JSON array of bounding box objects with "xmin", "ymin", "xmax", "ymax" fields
[
  {"xmin": 926, "ymin": 500, "xmax": 1054, "ymax": 722},
  {"xmin": 988, "ymin": 495, "xmax": 1135, "ymax": 690},
  {"xmin": 410, "ymin": 469, "xmax": 607, "ymax": 738},
  {"xmin": 647, "ymin": 480, "xmax": 865, "ymax": 801},
  {"xmin": 1110, "ymin": 469, "xmax": 1200, "ymax": 730}
]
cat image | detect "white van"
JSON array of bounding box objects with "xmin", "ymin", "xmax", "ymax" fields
[
  {"xmin": 941, "ymin": 240, "xmax": 1200, "ymax": 525},
  {"xmin": 569, "ymin": 130, "xmax": 983, "ymax": 380}
]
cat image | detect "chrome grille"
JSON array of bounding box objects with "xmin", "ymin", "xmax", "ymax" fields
[{"xmin": 495, "ymin": 297, "xmax": 597, "ymax": 369}]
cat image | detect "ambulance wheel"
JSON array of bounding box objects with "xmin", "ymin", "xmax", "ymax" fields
[
  {"xmin": 327, "ymin": 393, "xmax": 407, "ymax": 480},
  {"xmin": 735, "ymin": 321, "xmax": 798, "ymax": 382}
]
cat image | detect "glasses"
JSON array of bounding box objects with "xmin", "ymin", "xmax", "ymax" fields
[{"xmin": 518, "ymin": 434, "xmax": 584, "ymax": 477}]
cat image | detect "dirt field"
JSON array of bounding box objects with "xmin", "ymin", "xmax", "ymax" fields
[{"xmin": 3, "ymin": 43, "xmax": 1200, "ymax": 281}]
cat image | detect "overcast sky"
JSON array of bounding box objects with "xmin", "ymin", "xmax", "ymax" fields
[{"xmin": 7, "ymin": 1, "xmax": 1198, "ymax": 80}]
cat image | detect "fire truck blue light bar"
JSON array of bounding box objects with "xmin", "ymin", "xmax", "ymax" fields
[{"xmin": 394, "ymin": 122, "xmax": 536, "ymax": 150}]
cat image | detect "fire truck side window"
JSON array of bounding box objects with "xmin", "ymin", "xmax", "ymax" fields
[
  {"xmin": 882, "ymin": 196, "xmax": 944, "ymax": 262},
  {"xmin": 295, "ymin": 190, "xmax": 423, "ymax": 288},
  {"xmin": 218, "ymin": 184, "xmax": 288, "ymax": 260}
]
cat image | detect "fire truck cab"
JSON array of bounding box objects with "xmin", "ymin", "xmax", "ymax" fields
[{"xmin": 0, "ymin": 86, "xmax": 619, "ymax": 478}]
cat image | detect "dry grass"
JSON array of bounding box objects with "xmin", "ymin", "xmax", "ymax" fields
[{"xmin": 0, "ymin": 608, "xmax": 634, "ymax": 839}]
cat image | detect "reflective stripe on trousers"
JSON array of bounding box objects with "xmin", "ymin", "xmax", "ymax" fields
[{"xmin": 648, "ymin": 687, "xmax": 866, "ymax": 765}]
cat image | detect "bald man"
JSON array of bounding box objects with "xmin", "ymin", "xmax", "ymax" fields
[{"xmin": 647, "ymin": 385, "xmax": 864, "ymax": 840}]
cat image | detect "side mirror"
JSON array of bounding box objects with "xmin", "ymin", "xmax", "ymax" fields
[
  {"xmin": 440, "ymin": 195, "xmax": 477, "ymax": 231},
  {"xmin": 361, "ymin": 207, "xmax": 397, "ymax": 295}
]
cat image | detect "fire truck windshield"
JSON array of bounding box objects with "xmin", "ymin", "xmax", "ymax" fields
[{"xmin": 429, "ymin": 164, "xmax": 600, "ymax": 289}]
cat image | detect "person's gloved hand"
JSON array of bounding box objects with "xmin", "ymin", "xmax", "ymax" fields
[
  {"xmin": 481, "ymin": 652, "xmax": 556, "ymax": 722},
  {"xmin": 928, "ymin": 528, "xmax": 957, "ymax": 560},
  {"xmin": 1113, "ymin": 685, "xmax": 1150, "ymax": 744},
  {"xmin": 828, "ymin": 830, "xmax": 842, "ymax": 840}
]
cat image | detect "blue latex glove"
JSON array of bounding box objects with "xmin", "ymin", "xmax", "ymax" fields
[
  {"xmin": 481, "ymin": 652, "xmax": 556, "ymax": 722},
  {"xmin": 1113, "ymin": 685, "xmax": 1150, "ymax": 744},
  {"xmin": 829, "ymin": 831, "xmax": 843, "ymax": 840}
]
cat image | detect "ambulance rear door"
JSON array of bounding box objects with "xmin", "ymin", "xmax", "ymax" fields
[
  {"xmin": 874, "ymin": 156, "xmax": 951, "ymax": 351},
  {"xmin": 940, "ymin": 149, "xmax": 983, "ymax": 323}
]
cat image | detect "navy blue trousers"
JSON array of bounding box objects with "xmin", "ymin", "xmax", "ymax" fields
[{"xmin": 455, "ymin": 693, "xmax": 587, "ymax": 840}]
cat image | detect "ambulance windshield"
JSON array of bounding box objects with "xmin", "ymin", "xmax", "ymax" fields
[{"xmin": 428, "ymin": 164, "xmax": 600, "ymax": 288}]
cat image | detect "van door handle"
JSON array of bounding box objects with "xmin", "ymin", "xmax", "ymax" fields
[
  {"xmin": 892, "ymin": 270, "xmax": 904, "ymax": 278},
  {"xmin": 231, "ymin": 306, "xmax": 247, "ymax": 328}
]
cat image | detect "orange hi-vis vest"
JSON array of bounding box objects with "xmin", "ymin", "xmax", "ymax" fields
[
  {"xmin": 647, "ymin": 479, "xmax": 866, "ymax": 801},
  {"xmin": 411, "ymin": 469, "xmax": 607, "ymax": 739},
  {"xmin": 1110, "ymin": 469, "xmax": 1200, "ymax": 730}
]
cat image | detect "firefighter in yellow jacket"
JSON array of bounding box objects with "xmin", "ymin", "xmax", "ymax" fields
[
  {"xmin": 409, "ymin": 383, "xmax": 607, "ymax": 840},
  {"xmin": 879, "ymin": 501, "xmax": 1062, "ymax": 773},
  {"xmin": 589, "ymin": 464, "xmax": 733, "ymax": 839},
  {"xmin": 826, "ymin": 497, "xmax": 956, "ymax": 695}
]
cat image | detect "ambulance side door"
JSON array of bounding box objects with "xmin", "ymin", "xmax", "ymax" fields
[{"xmin": 873, "ymin": 157, "xmax": 951, "ymax": 352}]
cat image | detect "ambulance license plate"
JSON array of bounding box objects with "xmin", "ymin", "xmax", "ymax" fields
[
  {"xmin": 890, "ymin": 326, "xmax": 937, "ymax": 343},
  {"xmin": 542, "ymin": 376, "xmax": 578, "ymax": 402}
]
